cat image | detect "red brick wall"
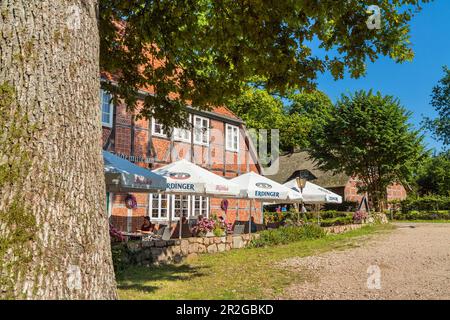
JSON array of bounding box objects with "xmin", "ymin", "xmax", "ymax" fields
[
  {"xmin": 343, "ymin": 176, "xmax": 407, "ymax": 205},
  {"xmin": 103, "ymin": 102, "xmax": 262, "ymax": 232},
  {"xmin": 386, "ymin": 182, "xmax": 407, "ymax": 202}
]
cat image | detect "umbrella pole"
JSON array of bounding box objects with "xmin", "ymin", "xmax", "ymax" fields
[
  {"xmin": 179, "ymin": 194, "xmax": 182, "ymax": 239},
  {"xmin": 179, "ymin": 215, "xmax": 182, "ymax": 239},
  {"xmin": 168, "ymin": 194, "xmax": 172, "ymax": 237},
  {"xmin": 316, "ymin": 204, "xmax": 320, "ymax": 225},
  {"xmin": 249, "ymin": 199, "xmax": 252, "ymax": 236}
]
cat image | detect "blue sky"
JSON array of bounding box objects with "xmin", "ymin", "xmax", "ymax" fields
[{"xmin": 315, "ymin": 0, "xmax": 449, "ymax": 153}]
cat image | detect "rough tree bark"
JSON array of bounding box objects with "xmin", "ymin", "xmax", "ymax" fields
[{"xmin": 0, "ymin": 0, "xmax": 117, "ymax": 299}]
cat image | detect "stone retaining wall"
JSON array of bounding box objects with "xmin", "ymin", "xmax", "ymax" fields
[
  {"xmin": 322, "ymin": 223, "xmax": 364, "ymax": 234},
  {"xmin": 322, "ymin": 213, "xmax": 388, "ymax": 234},
  {"xmin": 117, "ymin": 233, "xmax": 261, "ymax": 266}
]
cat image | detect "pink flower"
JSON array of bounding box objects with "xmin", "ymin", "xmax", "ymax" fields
[{"xmin": 109, "ymin": 223, "xmax": 124, "ymax": 242}]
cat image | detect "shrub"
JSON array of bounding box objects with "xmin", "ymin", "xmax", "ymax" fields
[
  {"xmin": 250, "ymin": 224, "xmax": 325, "ymax": 247},
  {"xmin": 320, "ymin": 216, "xmax": 353, "ymax": 227},
  {"xmin": 211, "ymin": 215, "xmax": 232, "ymax": 236},
  {"xmin": 303, "ymin": 210, "xmax": 351, "ymax": 220},
  {"xmin": 263, "ymin": 211, "xmax": 288, "ymax": 224},
  {"xmin": 319, "ymin": 210, "xmax": 351, "ymax": 219},
  {"xmin": 284, "ymin": 209, "xmax": 307, "ymax": 226},
  {"xmin": 393, "ymin": 210, "xmax": 450, "ymax": 220},
  {"xmin": 398, "ymin": 195, "xmax": 450, "ymax": 212},
  {"xmin": 213, "ymin": 227, "xmax": 225, "ymax": 237},
  {"xmin": 323, "ymin": 201, "xmax": 358, "ymax": 212}
]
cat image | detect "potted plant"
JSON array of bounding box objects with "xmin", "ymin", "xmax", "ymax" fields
[
  {"xmin": 192, "ymin": 218, "xmax": 215, "ymax": 237},
  {"xmin": 353, "ymin": 210, "xmax": 368, "ymax": 224}
]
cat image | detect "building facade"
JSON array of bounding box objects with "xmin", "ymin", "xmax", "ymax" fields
[{"xmin": 101, "ymin": 89, "xmax": 262, "ymax": 232}]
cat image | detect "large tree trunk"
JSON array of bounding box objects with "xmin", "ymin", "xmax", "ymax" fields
[{"xmin": 0, "ymin": 0, "xmax": 117, "ymax": 299}]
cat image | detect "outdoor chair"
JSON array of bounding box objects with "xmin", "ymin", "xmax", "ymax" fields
[
  {"xmin": 188, "ymin": 218, "xmax": 197, "ymax": 228},
  {"xmin": 170, "ymin": 221, "xmax": 193, "ymax": 238},
  {"xmin": 161, "ymin": 226, "xmax": 172, "ymax": 241},
  {"xmin": 233, "ymin": 224, "xmax": 245, "ymax": 235},
  {"xmin": 155, "ymin": 225, "xmax": 166, "ymax": 237}
]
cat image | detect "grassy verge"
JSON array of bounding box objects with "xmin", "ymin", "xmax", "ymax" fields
[
  {"xmin": 117, "ymin": 224, "xmax": 394, "ymax": 300},
  {"xmin": 392, "ymin": 219, "xmax": 450, "ymax": 223}
]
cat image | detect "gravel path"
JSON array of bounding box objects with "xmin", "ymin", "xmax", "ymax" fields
[{"xmin": 278, "ymin": 223, "xmax": 450, "ymax": 300}]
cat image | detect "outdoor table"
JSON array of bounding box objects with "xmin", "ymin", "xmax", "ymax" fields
[{"xmin": 121, "ymin": 232, "xmax": 155, "ymax": 241}]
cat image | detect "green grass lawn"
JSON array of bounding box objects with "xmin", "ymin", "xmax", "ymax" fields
[{"xmin": 117, "ymin": 224, "xmax": 394, "ymax": 300}]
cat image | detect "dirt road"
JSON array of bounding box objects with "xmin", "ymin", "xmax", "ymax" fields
[{"xmin": 279, "ymin": 223, "xmax": 450, "ymax": 299}]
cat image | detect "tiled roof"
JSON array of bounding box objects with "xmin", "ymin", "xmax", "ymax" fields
[{"xmin": 264, "ymin": 151, "xmax": 350, "ymax": 188}]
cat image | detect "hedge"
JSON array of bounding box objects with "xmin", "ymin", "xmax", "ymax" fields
[
  {"xmin": 394, "ymin": 196, "xmax": 450, "ymax": 213},
  {"xmin": 323, "ymin": 201, "xmax": 359, "ymax": 212},
  {"xmin": 250, "ymin": 224, "xmax": 325, "ymax": 247},
  {"xmin": 393, "ymin": 210, "xmax": 450, "ymax": 221},
  {"xmin": 319, "ymin": 216, "xmax": 354, "ymax": 227},
  {"xmin": 304, "ymin": 210, "xmax": 352, "ymax": 220},
  {"xmin": 264, "ymin": 210, "xmax": 355, "ymax": 226}
]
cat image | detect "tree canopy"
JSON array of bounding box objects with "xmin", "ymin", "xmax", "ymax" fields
[
  {"xmin": 99, "ymin": 0, "xmax": 430, "ymax": 128},
  {"xmin": 288, "ymin": 90, "xmax": 334, "ymax": 147},
  {"xmin": 414, "ymin": 150, "xmax": 450, "ymax": 196},
  {"xmin": 308, "ymin": 90, "xmax": 425, "ymax": 211},
  {"xmin": 227, "ymin": 89, "xmax": 311, "ymax": 152},
  {"xmin": 424, "ymin": 66, "xmax": 450, "ymax": 147}
]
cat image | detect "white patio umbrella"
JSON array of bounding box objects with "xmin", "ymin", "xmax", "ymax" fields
[
  {"xmin": 283, "ymin": 179, "xmax": 342, "ymax": 204},
  {"xmin": 153, "ymin": 159, "xmax": 240, "ymax": 196},
  {"xmin": 103, "ymin": 151, "xmax": 167, "ymax": 192},
  {"xmin": 230, "ymin": 171, "xmax": 303, "ymax": 235},
  {"xmin": 153, "ymin": 159, "xmax": 240, "ymax": 238}
]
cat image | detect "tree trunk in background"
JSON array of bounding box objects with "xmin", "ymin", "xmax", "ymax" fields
[{"xmin": 0, "ymin": 0, "xmax": 117, "ymax": 299}]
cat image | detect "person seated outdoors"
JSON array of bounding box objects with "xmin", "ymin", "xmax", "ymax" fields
[
  {"xmin": 137, "ymin": 216, "xmax": 154, "ymax": 234},
  {"xmin": 247, "ymin": 216, "xmax": 257, "ymax": 233},
  {"xmin": 181, "ymin": 213, "xmax": 188, "ymax": 225}
]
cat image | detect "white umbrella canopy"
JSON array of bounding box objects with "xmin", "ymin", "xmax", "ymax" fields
[
  {"xmin": 103, "ymin": 151, "xmax": 167, "ymax": 192},
  {"xmin": 230, "ymin": 171, "xmax": 302, "ymax": 202},
  {"xmin": 283, "ymin": 179, "xmax": 342, "ymax": 204},
  {"xmin": 152, "ymin": 159, "xmax": 240, "ymax": 197},
  {"xmin": 230, "ymin": 171, "xmax": 302, "ymax": 235}
]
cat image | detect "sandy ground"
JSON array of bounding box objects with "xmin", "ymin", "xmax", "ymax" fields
[{"xmin": 278, "ymin": 223, "xmax": 450, "ymax": 300}]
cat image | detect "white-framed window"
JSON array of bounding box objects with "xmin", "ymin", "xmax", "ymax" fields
[
  {"xmin": 226, "ymin": 124, "xmax": 239, "ymax": 152},
  {"xmin": 148, "ymin": 194, "xmax": 209, "ymax": 221},
  {"xmin": 172, "ymin": 195, "xmax": 190, "ymax": 220},
  {"xmin": 149, "ymin": 194, "xmax": 169, "ymax": 219},
  {"xmin": 173, "ymin": 115, "xmax": 192, "ymax": 142},
  {"xmin": 100, "ymin": 89, "xmax": 113, "ymax": 127},
  {"xmin": 193, "ymin": 115, "xmax": 209, "ymax": 145},
  {"xmin": 152, "ymin": 118, "xmax": 167, "ymax": 137},
  {"xmin": 192, "ymin": 196, "xmax": 209, "ymax": 218}
]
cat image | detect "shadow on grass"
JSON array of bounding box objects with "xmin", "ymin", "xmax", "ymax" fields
[
  {"xmin": 117, "ymin": 263, "xmax": 209, "ymax": 294},
  {"xmin": 118, "ymin": 283, "xmax": 160, "ymax": 294}
]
